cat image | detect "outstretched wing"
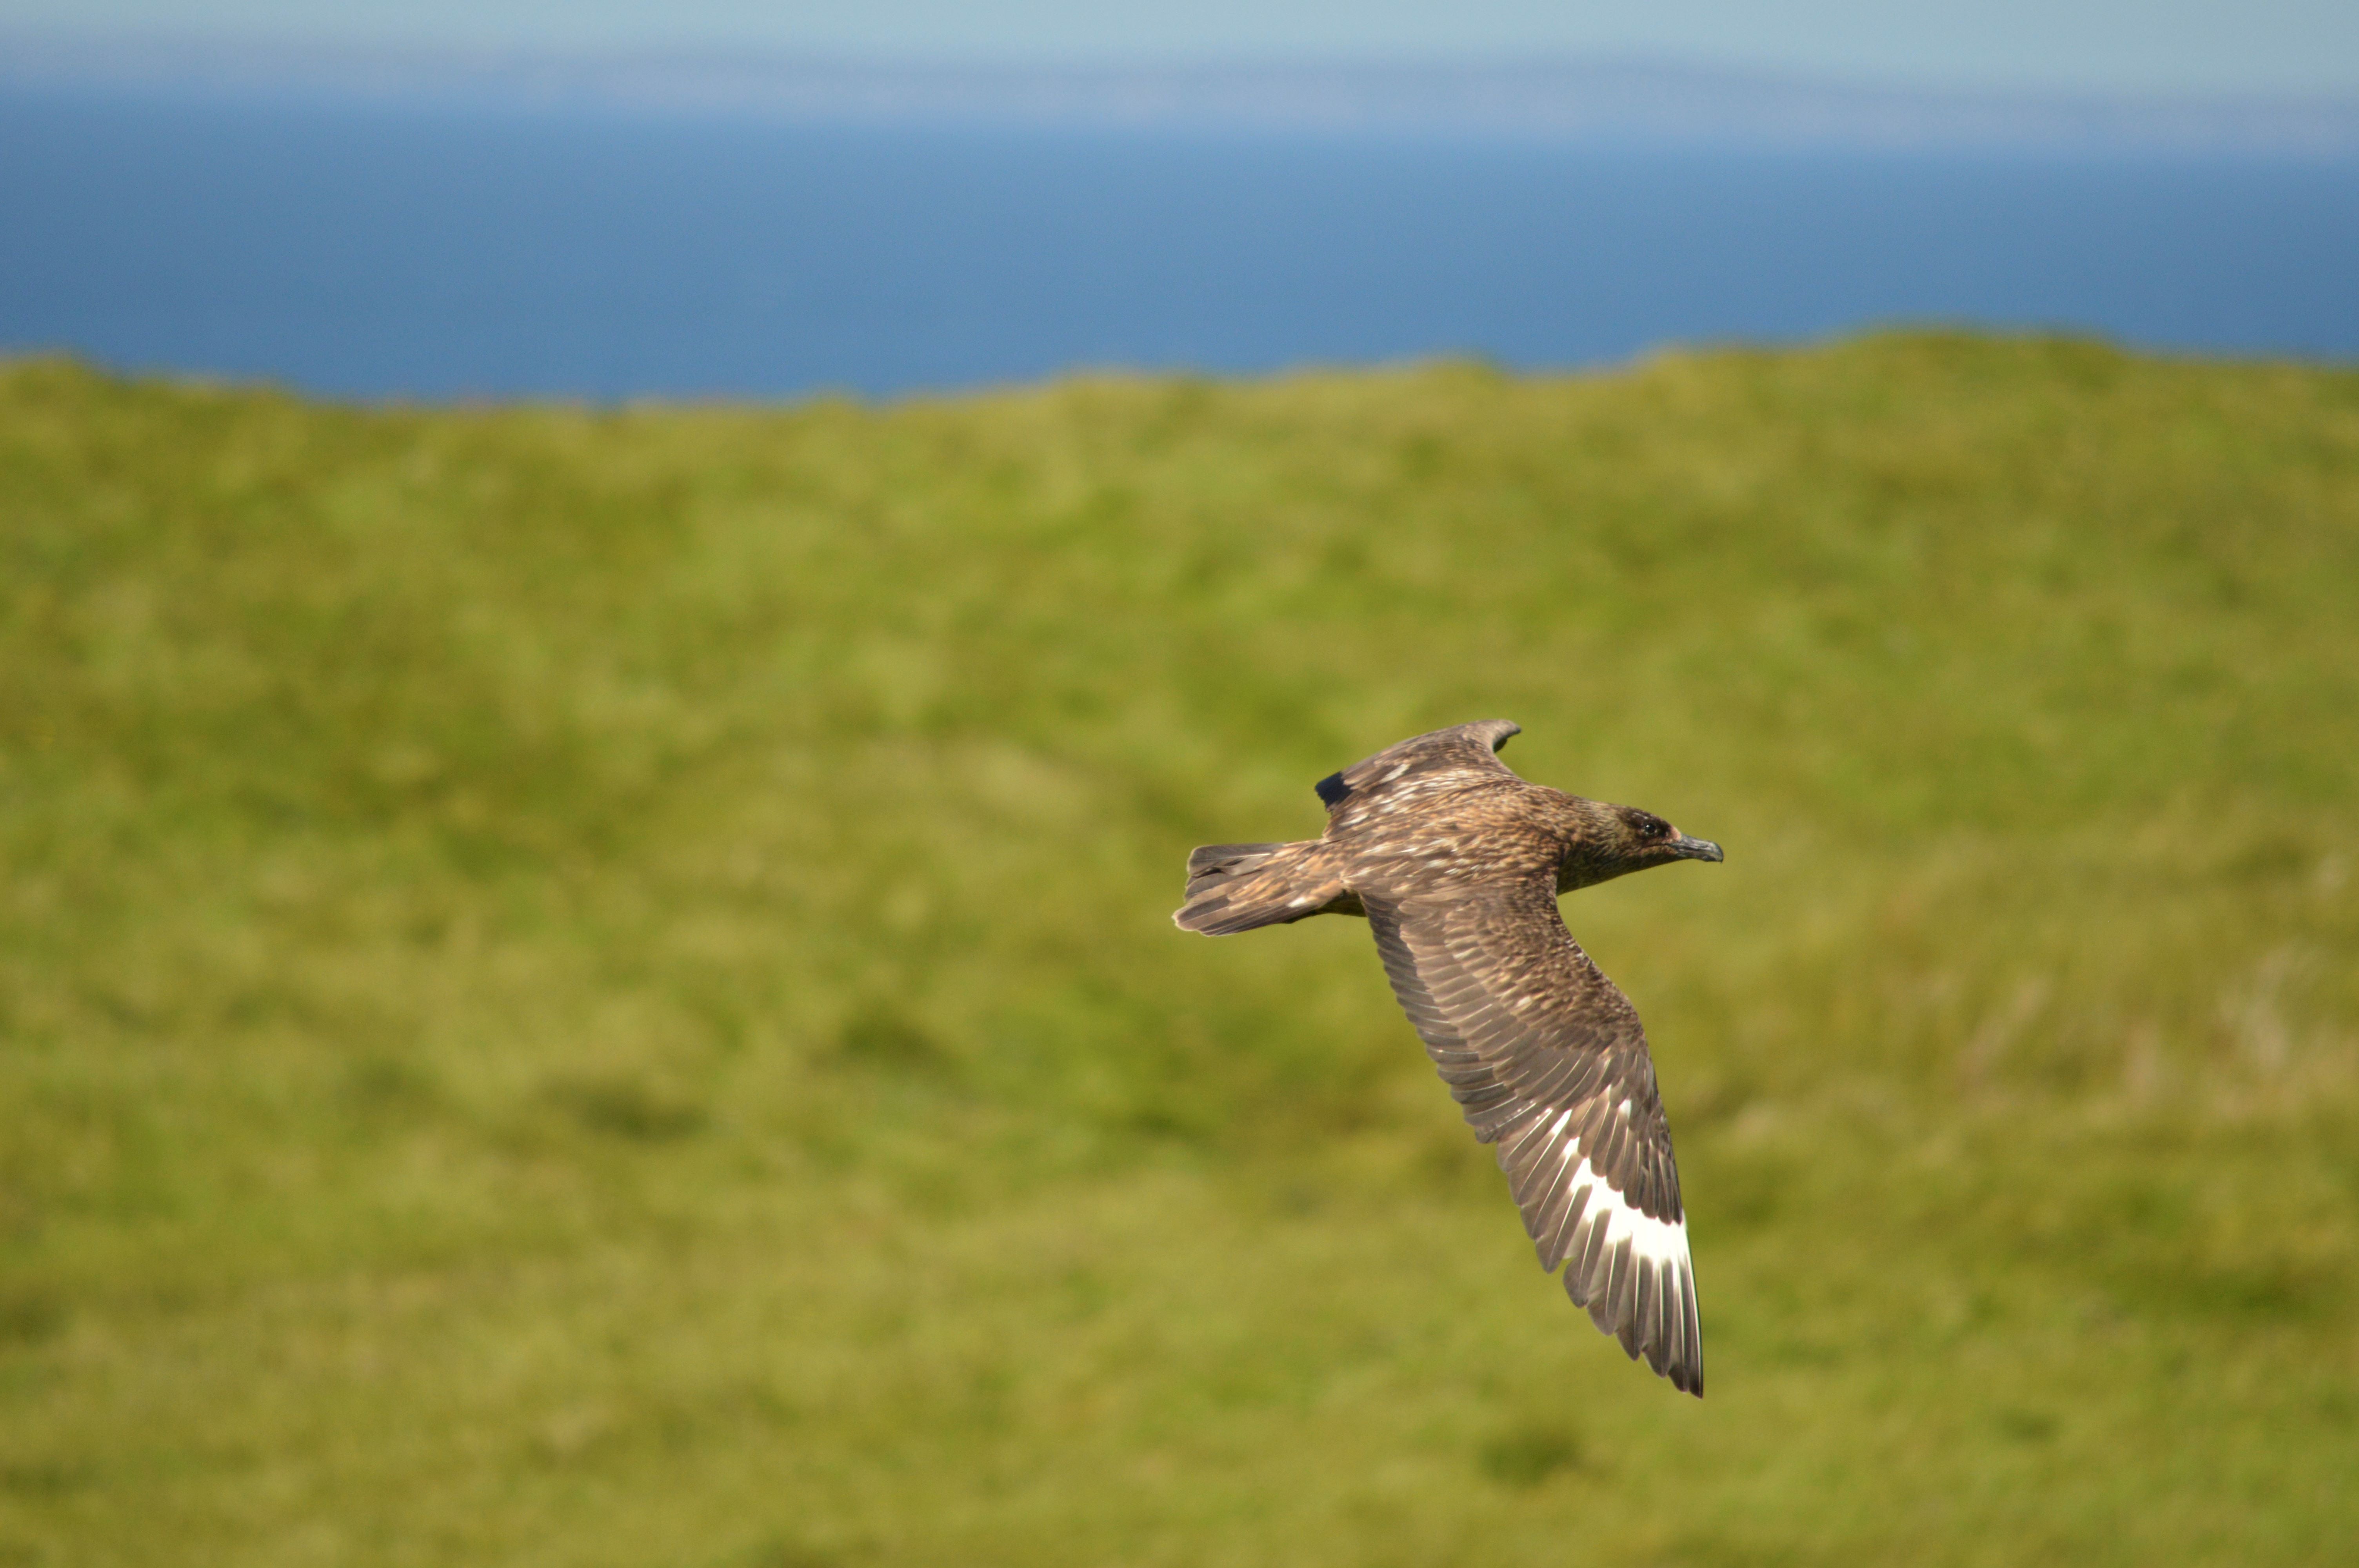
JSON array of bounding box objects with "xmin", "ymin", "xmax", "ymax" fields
[
  {"xmin": 1315, "ymin": 720, "xmax": 1522, "ymax": 816},
  {"xmin": 1364, "ymin": 875, "xmax": 1702, "ymax": 1396}
]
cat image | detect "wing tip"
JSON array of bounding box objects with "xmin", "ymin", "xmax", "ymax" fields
[
  {"xmin": 1313, "ymin": 770, "xmax": 1350, "ymax": 806},
  {"xmin": 1472, "ymin": 718, "xmax": 1521, "ymax": 753},
  {"xmin": 1557, "ymin": 1216, "xmax": 1703, "ymax": 1398}
]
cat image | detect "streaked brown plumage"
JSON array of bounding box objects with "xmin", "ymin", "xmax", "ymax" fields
[{"xmin": 1173, "ymin": 720, "xmax": 1723, "ymax": 1396}]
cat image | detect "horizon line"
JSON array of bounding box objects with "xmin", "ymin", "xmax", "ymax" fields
[{"xmin": 8, "ymin": 30, "xmax": 2359, "ymax": 155}]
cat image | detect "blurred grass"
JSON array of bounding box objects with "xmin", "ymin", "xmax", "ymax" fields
[{"xmin": 2, "ymin": 333, "xmax": 2356, "ymax": 1566}]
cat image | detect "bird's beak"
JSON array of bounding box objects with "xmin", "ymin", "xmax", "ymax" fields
[{"xmin": 1670, "ymin": 834, "xmax": 1724, "ymax": 863}]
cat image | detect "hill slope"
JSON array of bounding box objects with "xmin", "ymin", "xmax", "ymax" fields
[{"xmin": 3, "ymin": 335, "xmax": 2357, "ymax": 1565}]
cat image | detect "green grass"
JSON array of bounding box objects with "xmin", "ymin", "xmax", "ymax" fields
[{"xmin": 2, "ymin": 333, "xmax": 2357, "ymax": 1566}]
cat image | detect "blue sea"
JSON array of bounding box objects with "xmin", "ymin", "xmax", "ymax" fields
[{"xmin": 3, "ymin": 88, "xmax": 2355, "ymax": 400}]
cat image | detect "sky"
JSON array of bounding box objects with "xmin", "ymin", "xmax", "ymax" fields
[{"xmin": 6, "ymin": 0, "xmax": 2358, "ymax": 99}]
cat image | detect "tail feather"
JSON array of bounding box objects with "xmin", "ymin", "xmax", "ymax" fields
[{"xmin": 1174, "ymin": 840, "xmax": 1353, "ymax": 934}]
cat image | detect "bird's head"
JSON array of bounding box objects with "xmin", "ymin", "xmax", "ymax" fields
[{"xmin": 1556, "ymin": 797, "xmax": 1724, "ymax": 891}]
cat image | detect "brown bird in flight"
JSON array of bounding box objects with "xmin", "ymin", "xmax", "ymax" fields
[{"xmin": 1174, "ymin": 720, "xmax": 1723, "ymax": 1396}]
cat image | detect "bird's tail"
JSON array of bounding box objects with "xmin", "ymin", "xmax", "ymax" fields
[{"xmin": 1173, "ymin": 840, "xmax": 1351, "ymax": 935}]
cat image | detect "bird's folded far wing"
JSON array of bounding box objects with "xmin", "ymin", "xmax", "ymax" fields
[
  {"xmin": 1316, "ymin": 720, "xmax": 1522, "ymax": 813},
  {"xmin": 1365, "ymin": 876, "xmax": 1702, "ymax": 1396}
]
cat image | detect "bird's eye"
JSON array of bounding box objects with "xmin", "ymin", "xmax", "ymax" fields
[{"xmin": 1641, "ymin": 818, "xmax": 1669, "ymax": 839}]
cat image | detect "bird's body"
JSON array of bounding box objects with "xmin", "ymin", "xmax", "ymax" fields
[{"xmin": 1174, "ymin": 721, "xmax": 1723, "ymax": 1396}]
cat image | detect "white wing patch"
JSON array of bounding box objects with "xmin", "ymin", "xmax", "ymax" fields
[
  {"xmin": 1504, "ymin": 1107, "xmax": 1702, "ymax": 1392},
  {"xmin": 1559, "ymin": 1154, "xmax": 1689, "ymax": 1279}
]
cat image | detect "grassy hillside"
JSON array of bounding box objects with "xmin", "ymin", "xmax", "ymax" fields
[{"xmin": 2, "ymin": 334, "xmax": 2356, "ymax": 1567}]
